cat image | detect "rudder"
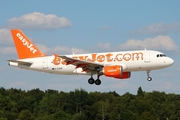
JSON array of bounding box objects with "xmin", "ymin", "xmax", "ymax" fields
[{"xmin": 11, "ymin": 29, "xmax": 45, "ymax": 59}]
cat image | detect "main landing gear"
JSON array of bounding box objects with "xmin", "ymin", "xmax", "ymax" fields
[
  {"xmin": 146, "ymin": 70, "xmax": 152, "ymax": 81},
  {"xmin": 88, "ymin": 75, "xmax": 101, "ymax": 85}
]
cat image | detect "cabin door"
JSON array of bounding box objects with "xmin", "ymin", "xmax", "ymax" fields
[
  {"xmin": 144, "ymin": 51, "xmax": 150, "ymax": 63},
  {"xmin": 43, "ymin": 58, "xmax": 48, "ymax": 69}
]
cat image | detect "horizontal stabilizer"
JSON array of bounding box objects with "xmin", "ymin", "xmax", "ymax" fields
[{"xmin": 7, "ymin": 60, "xmax": 32, "ymax": 66}]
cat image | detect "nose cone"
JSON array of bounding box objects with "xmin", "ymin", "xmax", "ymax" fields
[{"xmin": 166, "ymin": 57, "xmax": 174, "ymax": 66}]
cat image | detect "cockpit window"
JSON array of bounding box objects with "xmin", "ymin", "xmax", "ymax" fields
[{"xmin": 157, "ymin": 54, "xmax": 166, "ymax": 57}]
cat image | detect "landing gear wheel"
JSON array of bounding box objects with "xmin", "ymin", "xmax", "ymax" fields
[
  {"xmin": 147, "ymin": 77, "xmax": 152, "ymax": 81},
  {"xmin": 95, "ymin": 79, "xmax": 101, "ymax": 85},
  {"xmin": 88, "ymin": 78, "xmax": 94, "ymax": 84}
]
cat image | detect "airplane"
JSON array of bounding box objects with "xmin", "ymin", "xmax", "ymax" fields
[{"xmin": 8, "ymin": 29, "xmax": 174, "ymax": 85}]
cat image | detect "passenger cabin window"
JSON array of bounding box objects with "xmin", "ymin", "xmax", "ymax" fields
[{"xmin": 157, "ymin": 54, "xmax": 166, "ymax": 57}]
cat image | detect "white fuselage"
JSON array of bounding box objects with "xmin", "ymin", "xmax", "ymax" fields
[{"xmin": 9, "ymin": 50, "xmax": 174, "ymax": 76}]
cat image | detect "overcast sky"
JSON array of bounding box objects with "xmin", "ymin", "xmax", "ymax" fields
[{"xmin": 0, "ymin": 1, "xmax": 180, "ymax": 95}]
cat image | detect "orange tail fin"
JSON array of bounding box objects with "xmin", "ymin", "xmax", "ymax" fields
[{"xmin": 11, "ymin": 29, "xmax": 45, "ymax": 59}]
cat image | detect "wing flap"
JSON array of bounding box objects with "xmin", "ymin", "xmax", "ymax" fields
[
  {"xmin": 59, "ymin": 55, "xmax": 103, "ymax": 72},
  {"xmin": 59, "ymin": 55, "xmax": 103, "ymax": 67}
]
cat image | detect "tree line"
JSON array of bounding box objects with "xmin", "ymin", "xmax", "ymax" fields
[{"xmin": 0, "ymin": 86, "xmax": 180, "ymax": 120}]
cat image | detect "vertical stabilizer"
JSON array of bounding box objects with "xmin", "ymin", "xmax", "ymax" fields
[{"xmin": 11, "ymin": 29, "xmax": 45, "ymax": 59}]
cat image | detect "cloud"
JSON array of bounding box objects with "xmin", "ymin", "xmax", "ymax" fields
[
  {"xmin": 50, "ymin": 46, "xmax": 73, "ymax": 54},
  {"xmin": 36, "ymin": 44, "xmax": 88, "ymax": 55},
  {"xmin": 71, "ymin": 47, "xmax": 88, "ymax": 54},
  {"xmin": 88, "ymin": 36, "xmax": 177, "ymax": 52},
  {"xmin": 132, "ymin": 22, "xmax": 180, "ymax": 35},
  {"xmin": 1, "ymin": 35, "xmax": 176, "ymax": 56},
  {"xmin": 0, "ymin": 29, "xmax": 176, "ymax": 56},
  {"xmin": 0, "ymin": 47, "xmax": 16, "ymax": 55},
  {"xmin": 0, "ymin": 28, "xmax": 12, "ymax": 44},
  {"xmin": 36, "ymin": 44, "xmax": 50, "ymax": 54},
  {"xmin": 0, "ymin": 28, "xmax": 16, "ymax": 55},
  {"xmin": 89, "ymin": 42, "xmax": 112, "ymax": 52},
  {"xmin": 0, "ymin": 43, "xmax": 87, "ymax": 56},
  {"xmin": 118, "ymin": 35, "xmax": 178, "ymax": 51},
  {"xmin": 6, "ymin": 12, "xmax": 72, "ymax": 30},
  {"xmin": 96, "ymin": 42, "xmax": 111, "ymax": 50}
]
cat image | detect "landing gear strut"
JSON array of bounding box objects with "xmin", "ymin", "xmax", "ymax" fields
[
  {"xmin": 88, "ymin": 74, "xmax": 101, "ymax": 85},
  {"xmin": 146, "ymin": 70, "xmax": 152, "ymax": 81}
]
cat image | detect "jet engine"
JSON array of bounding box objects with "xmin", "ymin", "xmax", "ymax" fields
[{"xmin": 103, "ymin": 65, "xmax": 131, "ymax": 79}]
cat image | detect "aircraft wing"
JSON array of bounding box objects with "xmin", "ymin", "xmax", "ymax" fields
[
  {"xmin": 59, "ymin": 55, "xmax": 104, "ymax": 72},
  {"xmin": 7, "ymin": 60, "xmax": 33, "ymax": 66}
]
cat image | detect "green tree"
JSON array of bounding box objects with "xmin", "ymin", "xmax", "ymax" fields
[
  {"xmin": 137, "ymin": 86, "xmax": 144, "ymax": 97},
  {"xmin": 53, "ymin": 110, "xmax": 72, "ymax": 120},
  {"xmin": 141, "ymin": 112, "xmax": 156, "ymax": 120},
  {"xmin": 73, "ymin": 113, "xmax": 86, "ymax": 120},
  {"xmin": 18, "ymin": 109, "xmax": 34, "ymax": 120},
  {"xmin": 39, "ymin": 91, "xmax": 58, "ymax": 115},
  {"xmin": 66, "ymin": 89, "xmax": 88, "ymax": 114},
  {"xmin": 0, "ymin": 110, "xmax": 7, "ymax": 120}
]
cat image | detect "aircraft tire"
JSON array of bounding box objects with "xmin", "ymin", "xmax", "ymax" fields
[
  {"xmin": 95, "ymin": 79, "xmax": 101, "ymax": 85},
  {"xmin": 88, "ymin": 78, "xmax": 95, "ymax": 84},
  {"xmin": 147, "ymin": 77, "xmax": 152, "ymax": 81}
]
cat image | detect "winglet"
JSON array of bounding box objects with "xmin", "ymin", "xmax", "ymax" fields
[{"xmin": 11, "ymin": 29, "xmax": 45, "ymax": 59}]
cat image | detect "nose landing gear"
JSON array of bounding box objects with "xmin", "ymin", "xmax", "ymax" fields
[{"xmin": 147, "ymin": 70, "xmax": 152, "ymax": 81}]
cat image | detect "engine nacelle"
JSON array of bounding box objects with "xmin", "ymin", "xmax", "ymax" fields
[
  {"xmin": 103, "ymin": 65, "xmax": 122, "ymax": 77},
  {"xmin": 114, "ymin": 72, "xmax": 131, "ymax": 79},
  {"xmin": 103, "ymin": 65, "xmax": 131, "ymax": 79}
]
